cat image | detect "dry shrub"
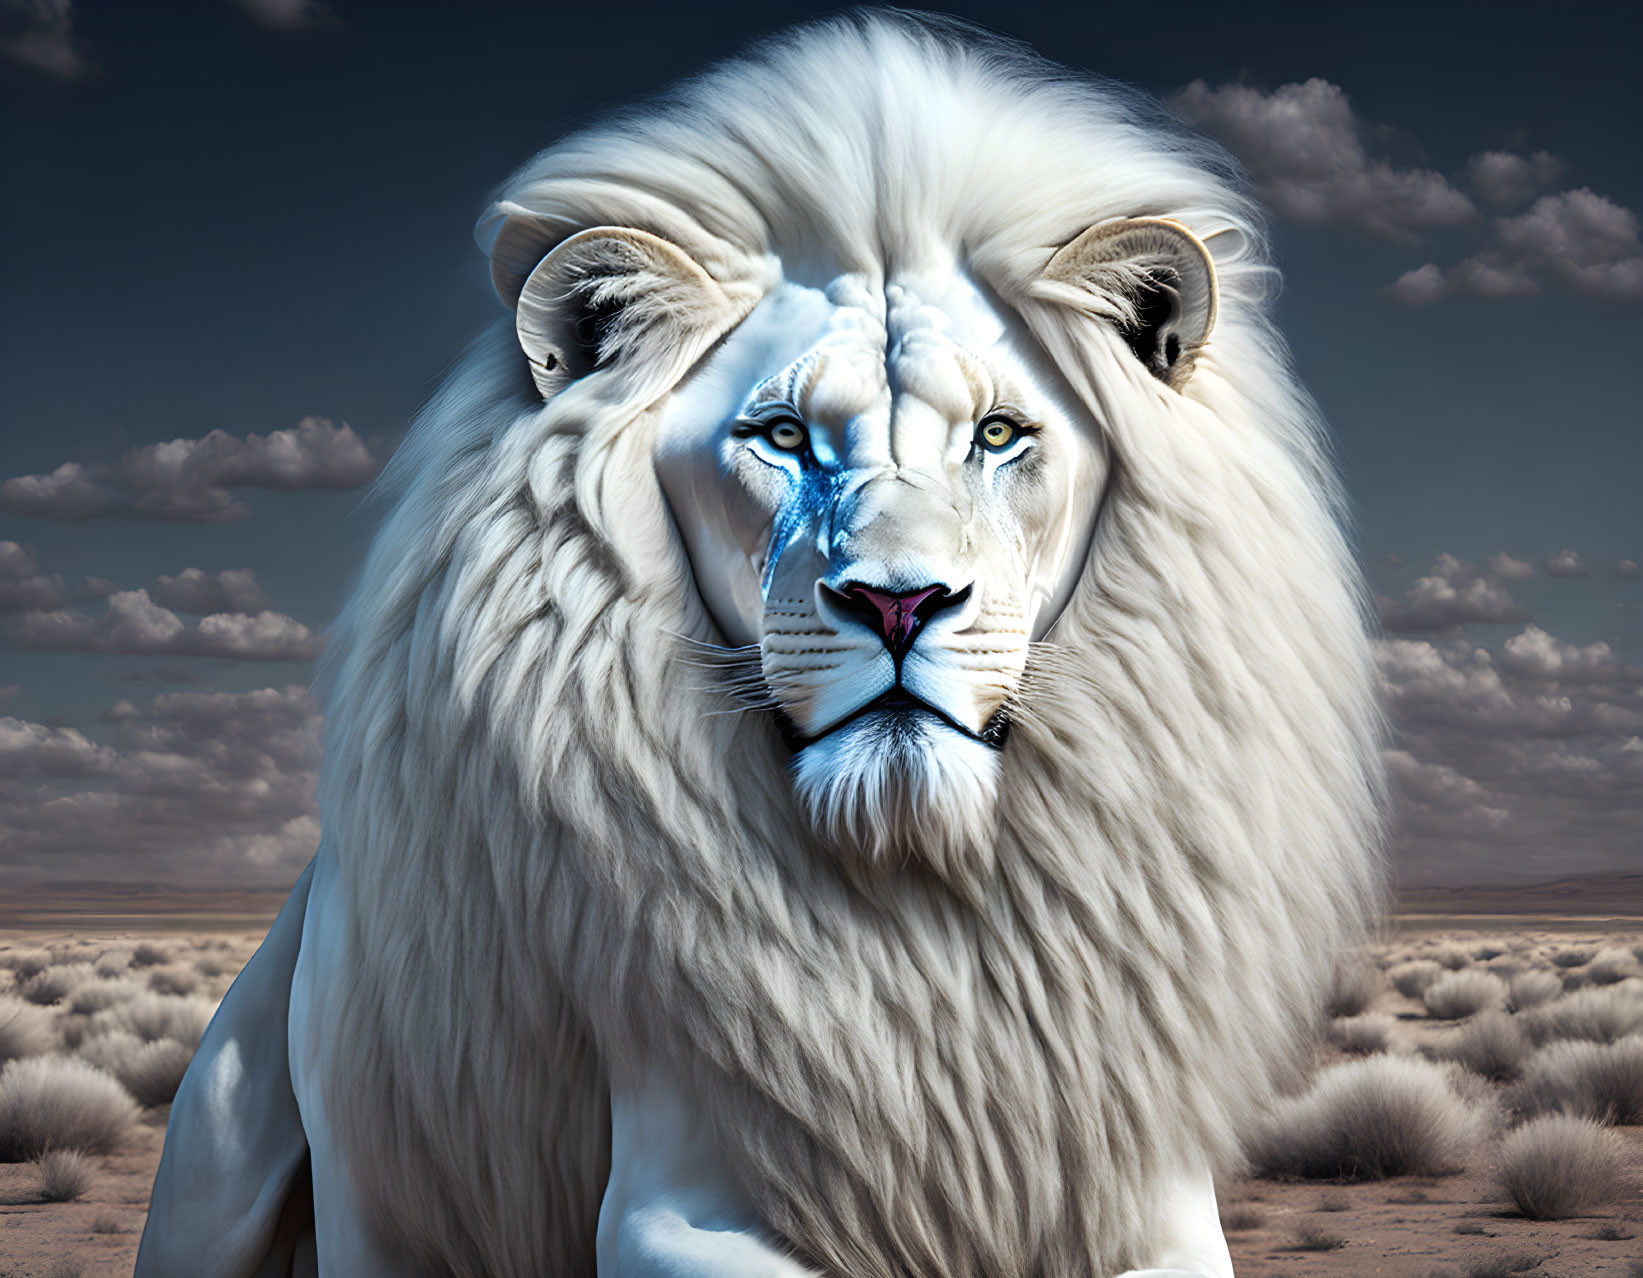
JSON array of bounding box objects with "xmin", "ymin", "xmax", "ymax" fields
[
  {"xmin": 52, "ymin": 941, "xmax": 96, "ymax": 961},
  {"xmin": 3, "ymin": 950, "xmax": 51, "ymax": 982},
  {"xmin": 35, "ymin": 1147, "xmax": 95, "ymax": 1201},
  {"xmin": 0, "ymin": 1056, "xmax": 139, "ymax": 1160},
  {"xmin": 1472, "ymin": 942, "xmax": 1507, "ymax": 961},
  {"xmin": 1284, "ymin": 1223, "xmax": 1346, "ymax": 1251},
  {"xmin": 1439, "ymin": 1060, "xmax": 1502, "ymax": 1117},
  {"xmin": 1521, "ymin": 984, "xmax": 1643, "ymax": 1046},
  {"xmin": 21, "ymin": 964, "xmax": 97, "ymax": 1007},
  {"xmin": 1515, "ymin": 1037, "xmax": 1643, "ymax": 1125},
  {"xmin": 130, "ymin": 942, "xmax": 171, "ymax": 968},
  {"xmin": 1507, "ymin": 970, "xmax": 1562, "ymax": 1013},
  {"xmin": 1550, "ymin": 946, "xmax": 1595, "ymax": 969},
  {"xmin": 1328, "ymin": 958, "xmax": 1381, "ymax": 1018},
  {"xmin": 1391, "ymin": 960, "xmax": 1444, "ymax": 999},
  {"xmin": 1467, "ymin": 1255, "xmax": 1546, "ymax": 1278},
  {"xmin": 1424, "ymin": 970, "xmax": 1507, "ymax": 1020},
  {"xmin": 67, "ymin": 978, "xmax": 145, "ymax": 1016},
  {"xmin": 1587, "ymin": 947, "xmax": 1643, "ymax": 986},
  {"xmin": 1329, "ymin": 1013, "xmax": 1393, "ymax": 1056},
  {"xmin": 146, "ymin": 964, "xmax": 200, "ymax": 997},
  {"xmin": 115, "ymin": 1038, "xmax": 194, "ymax": 1107},
  {"xmin": 1315, "ymin": 1192, "xmax": 1349, "ymax": 1212},
  {"xmin": 57, "ymin": 1014, "xmax": 90, "ymax": 1052},
  {"xmin": 194, "ymin": 955, "xmax": 228, "ymax": 978},
  {"xmin": 1246, "ymin": 1055, "xmax": 1486, "ymax": 1180},
  {"xmin": 86, "ymin": 993, "xmax": 213, "ymax": 1048},
  {"xmin": 94, "ymin": 950, "xmax": 133, "ymax": 978},
  {"xmin": 1432, "ymin": 945, "xmax": 1472, "ymax": 971},
  {"xmin": 78, "ymin": 1029, "xmax": 145, "ymax": 1076},
  {"xmin": 0, "ymin": 997, "xmax": 58, "ymax": 1063},
  {"xmin": 1496, "ymin": 1113, "xmax": 1623, "ymax": 1219},
  {"xmin": 80, "ymin": 1030, "xmax": 193, "ymax": 1105},
  {"xmin": 1429, "ymin": 1013, "xmax": 1530, "ymax": 1082},
  {"xmin": 1220, "ymin": 1206, "xmax": 1263, "ymax": 1231},
  {"xmin": 90, "ymin": 1213, "xmax": 127, "ymax": 1234}
]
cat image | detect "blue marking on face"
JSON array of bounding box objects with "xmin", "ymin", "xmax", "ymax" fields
[{"xmin": 752, "ymin": 438, "xmax": 847, "ymax": 600}]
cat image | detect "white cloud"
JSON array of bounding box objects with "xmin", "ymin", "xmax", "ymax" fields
[
  {"xmin": 1171, "ymin": 74, "xmax": 1641, "ymax": 306},
  {"xmin": 150, "ymin": 567, "xmax": 270, "ymax": 614},
  {"xmin": 1459, "ymin": 150, "xmax": 1568, "ymax": 210},
  {"xmin": 0, "ymin": 687, "xmax": 321, "ymax": 882},
  {"xmin": 1497, "ymin": 190, "xmax": 1643, "ymax": 298},
  {"xmin": 1488, "ymin": 552, "xmax": 1535, "ymax": 582},
  {"xmin": 0, "ymin": 0, "xmax": 91, "ymax": 79},
  {"xmin": 0, "ymin": 540, "xmax": 68, "ymax": 613},
  {"xmin": 1170, "ymin": 78, "xmax": 1474, "ymax": 242},
  {"xmin": 3, "ymin": 547, "xmax": 278, "ymax": 619},
  {"xmin": 1387, "ymin": 189, "xmax": 1643, "ymax": 304},
  {"xmin": 0, "ymin": 717, "xmax": 115, "ymax": 778},
  {"xmin": 1380, "ymin": 626, "xmax": 1643, "ymax": 884},
  {"xmin": 0, "ymin": 542, "xmax": 33, "ymax": 578},
  {"xmin": 1496, "ymin": 625, "xmax": 1642, "ymax": 684},
  {"xmin": 1377, "ymin": 553, "xmax": 1531, "ymax": 633},
  {"xmin": 1544, "ymin": 548, "xmax": 1589, "ymax": 578},
  {"xmin": 1619, "ymin": 560, "xmax": 1640, "ymax": 579},
  {"xmin": 5, "ymin": 589, "xmax": 320, "ymax": 661},
  {"xmin": 1, "ymin": 417, "xmax": 383, "ymax": 523}
]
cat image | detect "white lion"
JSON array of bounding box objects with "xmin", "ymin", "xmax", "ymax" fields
[{"xmin": 137, "ymin": 13, "xmax": 1384, "ymax": 1278}]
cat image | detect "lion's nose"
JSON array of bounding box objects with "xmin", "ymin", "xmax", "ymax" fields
[{"xmin": 824, "ymin": 581, "xmax": 971, "ymax": 658}]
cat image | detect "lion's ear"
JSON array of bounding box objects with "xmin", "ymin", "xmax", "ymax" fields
[
  {"xmin": 515, "ymin": 226, "xmax": 747, "ymax": 400},
  {"xmin": 1040, "ymin": 218, "xmax": 1220, "ymax": 388}
]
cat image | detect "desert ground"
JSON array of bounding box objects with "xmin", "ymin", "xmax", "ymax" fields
[{"xmin": 1, "ymin": 878, "xmax": 1640, "ymax": 1277}]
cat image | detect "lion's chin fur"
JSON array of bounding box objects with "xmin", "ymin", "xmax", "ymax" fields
[{"xmin": 791, "ymin": 709, "xmax": 999, "ymax": 874}]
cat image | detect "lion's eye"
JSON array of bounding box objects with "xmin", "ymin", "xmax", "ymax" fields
[
  {"xmin": 976, "ymin": 414, "xmax": 1031, "ymax": 453},
  {"xmin": 767, "ymin": 418, "xmax": 808, "ymax": 451}
]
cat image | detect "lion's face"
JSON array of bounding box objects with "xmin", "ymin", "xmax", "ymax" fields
[
  {"xmin": 653, "ymin": 272, "xmax": 1108, "ymax": 856},
  {"xmin": 509, "ymin": 219, "xmax": 1218, "ymax": 862}
]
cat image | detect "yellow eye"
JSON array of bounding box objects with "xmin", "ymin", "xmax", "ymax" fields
[
  {"xmin": 979, "ymin": 417, "xmax": 1016, "ymax": 450},
  {"xmin": 768, "ymin": 418, "xmax": 807, "ymax": 450}
]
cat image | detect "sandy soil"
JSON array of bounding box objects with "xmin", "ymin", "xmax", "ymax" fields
[
  {"xmin": 1219, "ymin": 1135, "xmax": 1643, "ymax": 1277},
  {"xmin": 0, "ymin": 1108, "xmax": 164, "ymax": 1277},
  {"xmin": 1, "ymin": 889, "xmax": 1640, "ymax": 1277}
]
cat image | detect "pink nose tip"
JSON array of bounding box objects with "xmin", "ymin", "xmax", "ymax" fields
[
  {"xmin": 849, "ymin": 585, "xmax": 939, "ymax": 648},
  {"xmin": 839, "ymin": 583, "xmax": 957, "ymax": 654}
]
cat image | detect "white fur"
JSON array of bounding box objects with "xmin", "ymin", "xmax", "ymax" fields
[
  {"xmin": 141, "ymin": 13, "xmax": 1384, "ymax": 1277},
  {"xmin": 791, "ymin": 711, "xmax": 1000, "ymax": 867}
]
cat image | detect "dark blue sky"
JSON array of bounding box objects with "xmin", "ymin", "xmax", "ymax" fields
[{"xmin": 3, "ymin": 0, "xmax": 1639, "ymax": 885}]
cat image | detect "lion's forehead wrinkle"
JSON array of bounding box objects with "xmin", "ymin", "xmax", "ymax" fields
[
  {"xmin": 822, "ymin": 272, "xmax": 884, "ymax": 319},
  {"xmin": 796, "ymin": 343, "xmax": 892, "ymax": 444},
  {"xmin": 751, "ymin": 275, "xmax": 1023, "ymax": 475}
]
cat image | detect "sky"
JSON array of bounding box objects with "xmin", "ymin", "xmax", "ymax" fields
[{"xmin": 1, "ymin": 0, "xmax": 1639, "ymax": 889}]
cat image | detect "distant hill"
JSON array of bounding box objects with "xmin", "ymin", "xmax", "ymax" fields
[
  {"xmin": 0, "ymin": 880, "xmax": 291, "ymax": 934},
  {"xmin": 1399, "ymin": 872, "xmax": 1643, "ymax": 920},
  {"xmin": 3, "ymin": 871, "xmax": 1641, "ymax": 934}
]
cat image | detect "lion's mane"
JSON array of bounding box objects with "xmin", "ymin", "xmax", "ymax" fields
[{"xmin": 316, "ymin": 13, "xmax": 1386, "ymax": 1277}]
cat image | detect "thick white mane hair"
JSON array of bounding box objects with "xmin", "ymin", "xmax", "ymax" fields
[{"xmin": 317, "ymin": 11, "xmax": 1386, "ymax": 1276}]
